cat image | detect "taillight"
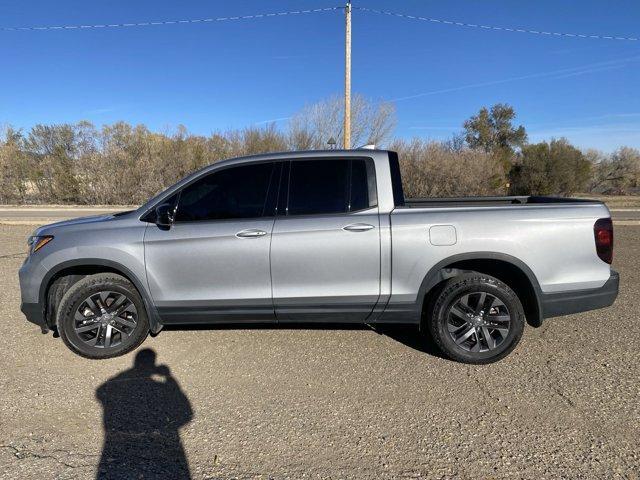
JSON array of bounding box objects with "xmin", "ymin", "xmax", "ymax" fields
[{"xmin": 594, "ymin": 218, "xmax": 613, "ymax": 264}]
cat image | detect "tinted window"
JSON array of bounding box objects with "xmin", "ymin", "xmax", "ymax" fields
[
  {"xmin": 388, "ymin": 152, "xmax": 405, "ymax": 207},
  {"xmin": 288, "ymin": 160, "xmax": 349, "ymax": 215},
  {"xmin": 349, "ymin": 159, "xmax": 371, "ymax": 211},
  {"xmin": 175, "ymin": 163, "xmax": 274, "ymax": 221},
  {"xmin": 287, "ymin": 159, "xmax": 375, "ymax": 216}
]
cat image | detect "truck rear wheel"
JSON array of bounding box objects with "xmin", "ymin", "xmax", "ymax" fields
[
  {"xmin": 56, "ymin": 273, "xmax": 149, "ymax": 359},
  {"xmin": 427, "ymin": 272, "xmax": 525, "ymax": 364}
]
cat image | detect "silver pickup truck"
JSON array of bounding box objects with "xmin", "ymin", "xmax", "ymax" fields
[{"xmin": 19, "ymin": 149, "xmax": 618, "ymax": 363}]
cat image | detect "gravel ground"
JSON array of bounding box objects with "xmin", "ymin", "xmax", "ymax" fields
[{"xmin": 0, "ymin": 225, "xmax": 638, "ymax": 480}]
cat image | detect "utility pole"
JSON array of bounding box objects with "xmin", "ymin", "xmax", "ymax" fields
[{"xmin": 343, "ymin": 0, "xmax": 352, "ymax": 149}]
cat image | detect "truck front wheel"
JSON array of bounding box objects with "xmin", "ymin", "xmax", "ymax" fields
[
  {"xmin": 427, "ymin": 272, "xmax": 525, "ymax": 364},
  {"xmin": 56, "ymin": 273, "xmax": 149, "ymax": 359}
]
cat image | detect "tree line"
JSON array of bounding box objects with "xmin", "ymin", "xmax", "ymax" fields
[{"xmin": 0, "ymin": 96, "xmax": 638, "ymax": 204}]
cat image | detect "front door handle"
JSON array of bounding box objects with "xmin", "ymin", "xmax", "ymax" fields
[
  {"xmin": 343, "ymin": 223, "xmax": 375, "ymax": 232},
  {"xmin": 236, "ymin": 229, "xmax": 267, "ymax": 238}
]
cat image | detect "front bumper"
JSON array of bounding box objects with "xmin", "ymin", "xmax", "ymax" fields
[
  {"xmin": 19, "ymin": 255, "xmax": 51, "ymax": 333},
  {"xmin": 541, "ymin": 270, "xmax": 619, "ymax": 319},
  {"xmin": 21, "ymin": 302, "xmax": 48, "ymax": 333}
]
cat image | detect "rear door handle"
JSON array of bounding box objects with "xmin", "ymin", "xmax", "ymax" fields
[
  {"xmin": 236, "ymin": 229, "xmax": 267, "ymax": 238},
  {"xmin": 343, "ymin": 223, "xmax": 375, "ymax": 232}
]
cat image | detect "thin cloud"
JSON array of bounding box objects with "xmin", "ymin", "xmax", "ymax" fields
[
  {"xmin": 271, "ymin": 54, "xmax": 312, "ymax": 60},
  {"xmin": 408, "ymin": 126, "xmax": 459, "ymax": 130},
  {"xmin": 389, "ymin": 55, "xmax": 640, "ymax": 102},
  {"xmin": 587, "ymin": 113, "xmax": 640, "ymax": 120},
  {"xmin": 551, "ymin": 63, "xmax": 627, "ymax": 79},
  {"xmin": 528, "ymin": 122, "xmax": 640, "ymax": 151},
  {"xmin": 254, "ymin": 116, "xmax": 291, "ymax": 125},
  {"xmin": 530, "ymin": 123, "xmax": 640, "ymax": 137},
  {"xmin": 527, "ymin": 113, "xmax": 640, "ymax": 130},
  {"xmin": 84, "ymin": 106, "xmax": 121, "ymax": 115}
]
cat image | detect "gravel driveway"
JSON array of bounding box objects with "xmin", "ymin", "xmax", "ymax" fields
[{"xmin": 0, "ymin": 224, "xmax": 638, "ymax": 479}]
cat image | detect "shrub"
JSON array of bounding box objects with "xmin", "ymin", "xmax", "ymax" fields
[
  {"xmin": 510, "ymin": 139, "xmax": 591, "ymax": 196},
  {"xmin": 390, "ymin": 139, "xmax": 507, "ymax": 198}
]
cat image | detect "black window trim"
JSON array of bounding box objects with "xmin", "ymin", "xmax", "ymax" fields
[
  {"xmin": 280, "ymin": 156, "xmax": 378, "ymax": 218},
  {"xmin": 140, "ymin": 156, "xmax": 377, "ymax": 224},
  {"xmin": 388, "ymin": 151, "xmax": 405, "ymax": 207}
]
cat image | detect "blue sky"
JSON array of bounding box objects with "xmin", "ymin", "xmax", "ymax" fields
[{"xmin": 1, "ymin": 0, "xmax": 639, "ymax": 152}]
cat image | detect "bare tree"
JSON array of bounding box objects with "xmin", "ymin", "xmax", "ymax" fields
[
  {"xmin": 288, "ymin": 94, "xmax": 396, "ymax": 149},
  {"xmin": 1, "ymin": 111, "xmax": 638, "ymax": 205},
  {"xmin": 390, "ymin": 139, "xmax": 507, "ymax": 198},
  {"xmin": 589, "ymin": 146, "xmax": 640, "ymax": 194},
  {"xmin": 0, "ymin": 126, "xmax": 29, "ymax": 203}
]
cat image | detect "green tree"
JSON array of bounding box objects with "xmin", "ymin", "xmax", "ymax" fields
[
  {"xmin": 463, "ymin": 104, "xmax": 527, "ymax": 168},
  {"xmin": 510, "ymin": 138, "xmax": 591, "ymax": 196}
]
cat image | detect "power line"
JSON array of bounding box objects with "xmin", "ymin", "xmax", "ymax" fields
[
  {"xmin": 354, "ymin": 6, "xmax": 638, "ymax": 42},
  {"xmin": 4, "ymin": 5, "xmax": 636, "ymax": 43},
  {"xmin": 0, "ymin": 6, "xmax": 341, "ymax": 32}
]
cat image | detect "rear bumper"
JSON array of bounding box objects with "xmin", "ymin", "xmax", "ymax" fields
[{"xmin": 541, "ymin": 270, "xmax": 619, "ymax": 319}]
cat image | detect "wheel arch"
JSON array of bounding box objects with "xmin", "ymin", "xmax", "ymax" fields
[
  {"xmin": 418, "ymin": 252, "xmax": 543, "ymax": 328},
  {"xmin": 40, "ymin": 259, "xmax": 162, "ymax": 334}
]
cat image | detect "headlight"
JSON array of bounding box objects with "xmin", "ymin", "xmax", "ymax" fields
[{"xmin": 28, "ymin": 235, "xmax": 54, "ymax": 255}]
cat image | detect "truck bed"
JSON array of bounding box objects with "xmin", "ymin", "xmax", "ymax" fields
[{"xmin": 401, "ymin": 196, "xmax": 603, "ymax": 208}]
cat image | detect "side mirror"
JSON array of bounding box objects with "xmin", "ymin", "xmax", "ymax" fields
[{"xmin": 155, "ymin": 203, "xmax": 175, "ymax": 228}]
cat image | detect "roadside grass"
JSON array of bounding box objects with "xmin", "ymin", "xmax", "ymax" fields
[
  {"xmin": 0, "ymin": 204, "xmax": 135, "ymax": 209},
  {"xmin": 574, "ymin": 194, "xmax": 640, "ymax": 209}
]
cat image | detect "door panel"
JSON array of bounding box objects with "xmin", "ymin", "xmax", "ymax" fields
[
  {"xmin": 271, "ymin": 210, "xmax": 381, "ymax": 322},
  {"xmin": 143, "ymin": 160, "xmax": 279, "ymax": 324},
  {"xmin": 144, "ymin": 219, "xmax": 275, "ymax": 323}
]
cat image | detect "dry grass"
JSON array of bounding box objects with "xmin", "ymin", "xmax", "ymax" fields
[{"xmin": 574, "ymin": 194, "xmax": 640, "ymax": 208}]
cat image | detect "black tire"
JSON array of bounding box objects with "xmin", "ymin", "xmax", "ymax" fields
[
  {"xmin": 57, "ymin": 273, "xmax": 149, "ymax": 359},
  {"xmin": 427, "ymin": 272, "xmax": 525, "ymax": 364}
]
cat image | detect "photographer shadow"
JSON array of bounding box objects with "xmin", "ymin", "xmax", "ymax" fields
[{"xmin": 95, "ymin": 349, "xmax": 193, "ymax": 479}]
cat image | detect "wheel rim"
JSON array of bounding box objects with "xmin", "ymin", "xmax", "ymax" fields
[
  {"xmin": 73, "ymin": 291, "xmax": 138, "ymax": 349},
  {"xmin": 446, "ymin": 292, "xmax": 511, "ymax": 353}
]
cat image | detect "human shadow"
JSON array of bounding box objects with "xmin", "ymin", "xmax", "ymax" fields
[{"xmin": 95, "ymin": 349, "xmax": 193, "ymax": 479}]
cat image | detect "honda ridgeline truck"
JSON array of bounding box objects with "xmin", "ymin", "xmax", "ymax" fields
[{"xmin": 19, "ymin": 150, "xmax": 619, "ymax": 363}]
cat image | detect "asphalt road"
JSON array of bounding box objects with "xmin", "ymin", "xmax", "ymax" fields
[
  {"xmin": 610, "ymin": 209, "xmax": 640, "ymax": 221},
  {"xmin": 0, "ymin": 207, "xmax": 129, "ymax": 225},
  {"xmin": 1, "ymin": 206, "xmax": 639, "ymax": 225},
  {"xmin": 0, "ymin": 224, "xmax": 638, "ymax": 479}
]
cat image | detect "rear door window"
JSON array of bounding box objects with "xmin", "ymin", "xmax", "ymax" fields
[
  {"xmin": 287, "ymin": 160, "xmax": 350, "ymax": 215},
  {"xmin": 286, "ymin": 159, "xmax": 376, "ymax": 216}
]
